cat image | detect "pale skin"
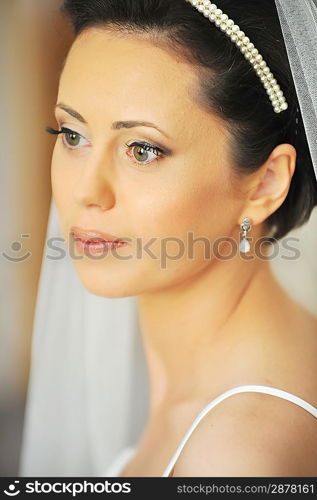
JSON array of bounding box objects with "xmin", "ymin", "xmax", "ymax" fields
[{"xmin": 51, "ymin": 27, "xmax": 317, "ymax": 476}]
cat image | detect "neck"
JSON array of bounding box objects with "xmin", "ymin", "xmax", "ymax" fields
[{"xmin": 136, "ymin": 252, "xmax": 281, "ymax": 412}]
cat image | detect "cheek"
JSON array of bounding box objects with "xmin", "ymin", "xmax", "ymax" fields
[
  {"xmin": 51, "ymin": 146, "xmax": 64, "ymax": 203},
  {"xmin": 51, "ymin": 148, "xmax": 77, "ymax": 234},
  {"xmin": 129, "ymin": 168, "xmax": 233, "ymax": 241},
  {"xmin": 123, "ymin": 164, "xmax": 238, "ymax": 272}
]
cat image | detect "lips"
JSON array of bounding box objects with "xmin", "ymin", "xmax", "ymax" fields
[{"xmin": 70, "ymin": 226, "xmax": 126, "ymax": 244}]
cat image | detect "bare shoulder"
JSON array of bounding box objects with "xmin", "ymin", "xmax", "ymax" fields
[{"xmin": 172, "ymin": 390, "xmax": 317, "ymax": 477}]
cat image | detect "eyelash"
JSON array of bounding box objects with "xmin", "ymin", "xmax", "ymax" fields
[{"xmin": 45, "ymin": 126, "xmax": 167, "ymax": 166}]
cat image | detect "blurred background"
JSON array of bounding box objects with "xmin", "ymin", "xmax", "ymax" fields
[
  {"xmin": 0, "ymin": 0, "xmax": 73, "ymax": 476},
  {"xmin": 1, "ymin": 0, "xmax": 316, "ymax": 478}
]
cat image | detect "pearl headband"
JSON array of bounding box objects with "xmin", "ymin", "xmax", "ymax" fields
[{"xmin": 185, "ymin": 0, "xmax": 289, "ymax": 114}]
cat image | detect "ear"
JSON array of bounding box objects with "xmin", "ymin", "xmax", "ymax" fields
[{"xmin": 240, "ymin": 143, "xmax": 297, "ymax": 226}]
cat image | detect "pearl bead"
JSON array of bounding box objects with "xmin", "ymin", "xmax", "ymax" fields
[
  {"xmin": 240, "ymin": 238, "xmax": 250, "ymax": 253},
  {"xmin": 187, "ymin": 0, "xmax": 289, "ymax": 114}
]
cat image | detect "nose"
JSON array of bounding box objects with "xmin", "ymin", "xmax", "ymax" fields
[{"xmin": 73, "ymin": 161, "xmax": 115, "ymax": 211}]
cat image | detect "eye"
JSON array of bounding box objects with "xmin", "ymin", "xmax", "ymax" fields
[
  {"xmin": 45, "ymin": 126, "xmax": 89, "ymax": 150},
  {"xmin": 60, "ymin": 127, "xmax": 89, "ymax": 150},
  {"xmin": 125, "ymin": 141, "xmax": 167, "ymax": 166}
]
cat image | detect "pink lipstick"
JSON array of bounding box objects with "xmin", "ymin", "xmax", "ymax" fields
[{"xmin": 70, "ymin": 226, "xmax": 129, "ymax": 255}]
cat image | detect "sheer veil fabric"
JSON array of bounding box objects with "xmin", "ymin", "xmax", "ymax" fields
[
  {"xmin": 275, "ymin": 0, "xmax": 317, "ymax": 181},
  {"xmin": 19, "ymin": 0, "xmax": 317, "ymax": 476},
  {"xmin": 19, "ymin": 200, "xmax": 149, "ymax": 476}
]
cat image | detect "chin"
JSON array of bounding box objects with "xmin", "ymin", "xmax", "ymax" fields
[
  {"xmin": 81, "ymin": 279, "xmax": 138, "ymax": 298},
  {"xmin": 72, "ymin": 264, "xmax": 144, "ymax": 299}
]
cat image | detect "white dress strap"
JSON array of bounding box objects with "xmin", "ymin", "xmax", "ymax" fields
[{"xmin": 161, "ymin": 384, "xmax": 317, "ymax": 477}]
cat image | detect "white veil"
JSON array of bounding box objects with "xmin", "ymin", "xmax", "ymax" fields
[
  {"xmin": 275, "ymin": 0, "xmax": 317, "ymax": 179},
  {"xmin": 19, "ymin": 0, "xmax": 317, "ymax": 476},
  {"xmin": 18, "ymin": 199, "xmax": 149, "ymax": 476}
]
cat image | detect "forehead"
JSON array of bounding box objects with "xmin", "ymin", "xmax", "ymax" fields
[{"xmin": 58, "ymin": 28, "xmax": 223, "ymax": 140}]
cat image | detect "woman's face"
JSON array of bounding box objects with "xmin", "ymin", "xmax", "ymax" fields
[{"xmin": 52, "ymin": 28, "xmax": 245, "ymax": 297}]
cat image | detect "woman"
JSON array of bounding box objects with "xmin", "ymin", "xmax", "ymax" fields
[{"xmin": 46, "ymin": 0, "xmax": 317, "ymax": 476}]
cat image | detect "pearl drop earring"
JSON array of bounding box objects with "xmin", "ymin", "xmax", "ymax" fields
[{"xmin": 240, "ymin": 217, "xmax": 252, "ymax": 253}]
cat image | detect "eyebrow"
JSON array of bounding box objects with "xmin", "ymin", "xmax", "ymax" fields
[{"xmin": 54, "ymin": 103, "xmax": 172, "ymax": 140}]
